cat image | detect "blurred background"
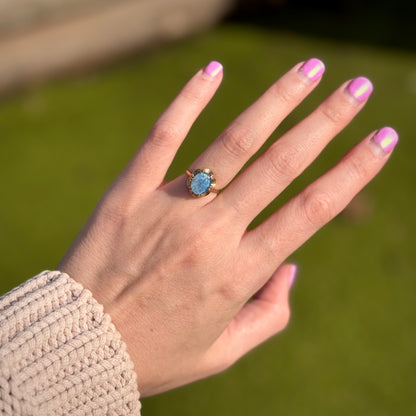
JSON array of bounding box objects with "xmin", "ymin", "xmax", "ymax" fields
[{"xmin": 0, "ymin": 0, "xmax": 415, "ymax": 414}]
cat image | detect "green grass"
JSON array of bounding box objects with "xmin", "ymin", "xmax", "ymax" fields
[{"xmin": 0, "ymin": 23, "xmax": 415, "ymax": 415}]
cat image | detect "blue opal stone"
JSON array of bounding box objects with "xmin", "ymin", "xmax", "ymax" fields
[{"xmin": 191, "ymin": 172, "xmax": 211, "ymax": 195}]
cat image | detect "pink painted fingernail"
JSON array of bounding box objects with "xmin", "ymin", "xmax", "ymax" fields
[
  {"xmin": 347, "ymin": 77, "xmax": 373, "ymax": 102},
  {"xmin": 372, "ymin": 127, "xmax": 399, "ymax": 152},
  {"xmin": 289, "ymin": 265, "xmax": 297, "ymax": 288},
  {"xmin": 204, "ymin": 61, "xmax": 223, "ymax": 77},
  {"xmin": 299, "ymin": 58, "xmax": 325, "ymax": 82}
]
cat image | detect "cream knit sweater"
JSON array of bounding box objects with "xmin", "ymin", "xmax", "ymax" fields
[{"xmin": 0, "ymin": 270, "xmax": 141, "ymax": 415}]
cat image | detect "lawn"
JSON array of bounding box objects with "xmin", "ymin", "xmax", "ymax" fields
[{"xmin": 0, "ymin": 23, "xmax": 415, "ymax": 415}]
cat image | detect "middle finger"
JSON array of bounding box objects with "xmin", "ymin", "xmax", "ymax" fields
[{"xmin": 188, "ymin": 59, "xmax": 326, "ymax": 193}]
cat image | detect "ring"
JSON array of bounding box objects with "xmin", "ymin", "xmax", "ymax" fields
[{"xmin": 186, "ymin": 168, "xmax": 220, "ymax": 198}]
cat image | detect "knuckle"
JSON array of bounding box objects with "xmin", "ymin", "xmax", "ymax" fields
[
  {"xmin": 302, "ymin": 189, "xmax": 334, "ymax": 227},
  {"xmin": 319, "ymin": 103, "xmax": 345, "ymax": 125},
  {"xmin": 150, "ymin": 121, "xmax": 181, "ymax": 147},
  {"xmin": 347, "ymin": 155, "xmax": 370, "ymax": 181},
  {"xmin": 94, "ymin": 203, "xmax": 131, "ymax": 235},
  {"xmin": 99, "ymin": 206, "xmax": 126, "ymax": 226},
  {"xmin": 181, "ymin": 84, "xmax": 206, "ymax": 106},
  {"xmin": 220, "ymin": 125, "xmax": 256, "ymax": 159},
  {"xmin": 266, "ymin": 145, "xmax": 303, "ymax": 182},
  {"xmin": 272, "ymin": 83, "xmax": 299, "ymax": 104}
]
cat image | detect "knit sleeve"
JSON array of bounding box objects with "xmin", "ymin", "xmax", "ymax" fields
[{"xmin": 0, "ymin": 270, "xmax": 141, "ymax": 415}]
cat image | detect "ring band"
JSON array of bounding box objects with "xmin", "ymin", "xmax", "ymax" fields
[{"xmin": 186, "ymin": 168, "xmax": 220, "ymax": 198}]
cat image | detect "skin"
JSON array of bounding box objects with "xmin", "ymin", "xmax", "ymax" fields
[{"xmin": 58, "ymin": 60, "xmax": 396, "ymax": 397}]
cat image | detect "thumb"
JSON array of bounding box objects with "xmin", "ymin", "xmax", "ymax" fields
[{"xmin": 204, "ymin": 263, "xmax": 297, "ymax": 374}]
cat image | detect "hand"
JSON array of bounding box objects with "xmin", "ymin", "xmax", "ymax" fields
[{"xmin": 58, "ymin": 59, "xmax": 398, "ymax": 397}]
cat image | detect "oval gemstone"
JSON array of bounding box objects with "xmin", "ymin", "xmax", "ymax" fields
[{"xmin": 191, "ymin": 172, "xmax": 211, "ymax": 195}]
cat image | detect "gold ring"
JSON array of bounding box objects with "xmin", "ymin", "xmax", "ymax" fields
[{"xmin": 186, "ymin": 168, "xmax": 220, "ymax": 198}]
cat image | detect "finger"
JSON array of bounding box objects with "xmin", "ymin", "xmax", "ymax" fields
[
  {"xmin": 125, "ymin": 61, "xmax": 223, "ymax": 191},
  {"xmin": 187, "ymin": 58, "xmax": 325, "ymax": 195},
  {"xmin": 218, "ymin": 77, "xmax": 374, "ymax": 225},
  {"xmin": 242, "ymin": 127, "xmax": 398, "ymax": 276},
  {"xmin": 203, "ymin": 264, "xmax": 297, "ymax": 374}
]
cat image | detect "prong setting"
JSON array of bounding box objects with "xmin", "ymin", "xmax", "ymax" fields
[{"xmin": 186, "ymin": 168, "xmax": 217, "ymax": 197}]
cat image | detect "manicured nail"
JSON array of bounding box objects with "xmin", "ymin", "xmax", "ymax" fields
[
  {"xmin": 347, "ymin": 77, "xmax": 373, "ymax": 102},
  {"xmin": 299, "ymin": 58, "xmax": 325, "ymax": 82},
  {"xmin": 204, "ymin": 61, "xmax": 223, "ymax": 77},
  {"xmin": 372, "ymin": 127, "xmax": 399, "ymax": 152},
  {"xmin": 289, "ymin": 265, "xmax": 297, "ymax": 288}
]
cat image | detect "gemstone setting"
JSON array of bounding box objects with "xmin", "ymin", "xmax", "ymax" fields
[
  {"xmin": 191, "ymin": 172, "xmax": 211, "ymax": 195},
  {"xmin": 186, "ymin": 168, "xmax": 216, "ymax": 197}
]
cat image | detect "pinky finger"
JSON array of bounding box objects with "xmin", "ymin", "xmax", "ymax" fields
[{"xmin": 245, "ymin": 127, "xmax": 399, "ymax": 270}]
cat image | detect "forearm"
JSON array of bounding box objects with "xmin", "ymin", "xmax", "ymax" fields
[{"xmin": 0, "ymin": 270, "xmax": 141, "ymax": 415}]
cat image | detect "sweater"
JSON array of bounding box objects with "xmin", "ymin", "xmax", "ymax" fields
[{"xmin": 0, "ymin": 270, "xmax": 141, "ymax": 415}]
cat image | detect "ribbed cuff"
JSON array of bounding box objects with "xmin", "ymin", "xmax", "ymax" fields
[{"xmin": 0, "ymin": 270, "xmax": 141, "ymax": 415}]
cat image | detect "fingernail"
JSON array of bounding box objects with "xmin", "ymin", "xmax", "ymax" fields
[
  {"xmin": 299, "ymin": 58, "xmax": 325, "ymax": 82},
  {"xmin": 372, "ymin": 127, "xmax": 399, "ymax": 152},
  {"xmin": 204, "ymin": 61, "xmax": 223, "ymax": 77},
  {"xmin": 289, "ymin": 265, "xmax": 297, "ymax": 288},
  {"xmin": 347, "ymin": 77, "xmax": 373, "ymax": 102}
]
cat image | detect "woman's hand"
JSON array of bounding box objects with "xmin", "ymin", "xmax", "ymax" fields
[{"xmin": 57, "ymin": 59, "xmax": 398, "ymax": 397}]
